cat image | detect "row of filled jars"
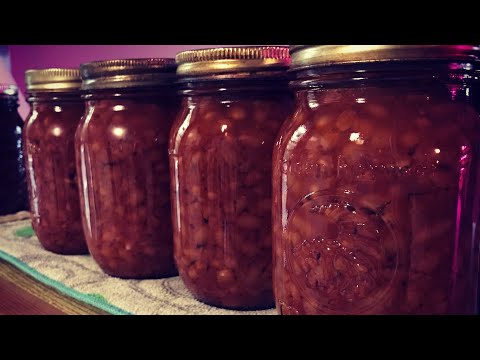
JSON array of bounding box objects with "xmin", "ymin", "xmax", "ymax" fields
[{"xmin": 21, "ymin": 45, "xmax": 480, "ymax": 314}]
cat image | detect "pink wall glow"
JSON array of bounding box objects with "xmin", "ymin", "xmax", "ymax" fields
[
  {"xmin": 9, "ymin": 45, "xmax": 247, "ymax": 119},
  {"xmin": 9, "ymin": 45, "xmax": 246, "ymax": 93}
]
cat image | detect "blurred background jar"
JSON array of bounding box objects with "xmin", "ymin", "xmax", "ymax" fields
[
  {"xmin": 273, "ymin": 45, "xmax": 480, "ymax": 315},
  {"xmin": 23, "ymin": 69, "xmax": 87, "ymax": 254},
  {"xmin": 0, "ymin": 46, "xmax": 29, "ymax": 120},
  {"xmin": 0, "ymin": 84, "xmax": 28, "ymax": 215},
  {"xmin": 170, "ymin": 47, "xmax": 293, "ymax": 309},
  {"xmin": 77, "ymin": 59, "xmax": 179, "ymax": 279}
]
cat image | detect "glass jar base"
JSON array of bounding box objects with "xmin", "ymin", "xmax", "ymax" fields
[
  {"xmin": 40, "ymin": 242, "xmax": 90, "ymax": 256},
  {"xmin": 188, "ymin": 291, "xmax": 275, "ymax": 311},
  {"xmin": 98, "ymin": 265, "xmax": 179, "ymax": 280}
]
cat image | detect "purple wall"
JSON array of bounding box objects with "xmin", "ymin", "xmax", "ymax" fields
[
  {"xmin": 9, "ymin": 45, "xmax": 245, "ymax": 93},
  {"xmin": 9, "ymin": 45, "xmax": 246, "ymax": 119}
]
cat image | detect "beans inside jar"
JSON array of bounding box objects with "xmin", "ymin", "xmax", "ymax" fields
[
  {"xmin": 24, "ymin": 69, "xmax": 88, "ymax": 254},
  {"xmin": 77, "ymin": 59, "xmax": 179, "ymax": 278},
  {"xmin": 273, "ymin": 45, "xmax": 480, "ymax": 315},
  {"xmin": 171, "ymin": 47, "xmax": 293, "ymax": 309}
]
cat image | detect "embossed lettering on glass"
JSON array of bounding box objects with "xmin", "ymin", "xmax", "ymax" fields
[{"xmin": 273, "ymin": 45, "xmax": 480, "ymax": 315}]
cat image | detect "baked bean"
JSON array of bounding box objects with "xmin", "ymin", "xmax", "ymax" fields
[
  {"xmin": 170, "ymin": 95, "xmax": 292, "ymax": 309},
  {"xmin": 78, "ymin": 94, "xmax": 179, "ymax": 278},
  {"xmin": 25, "ymin": 93, "xmax": 87, "ymax": 255},
  {"xmin": 273, "ymin": 85, "xmax": 480, "ymax": 315}
]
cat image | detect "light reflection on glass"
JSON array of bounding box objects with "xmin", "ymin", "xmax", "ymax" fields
[
  {"xmin": 54, "ymin": 106, "xmax": 62, "ymax": 113},
  {"xmin": 286, "ymin": 125, "xmax": 307, "ymax": 154},
  {"xmin": 434, "ymin": 148, "xmax": 441, "ymax": 154},
  {"xmin": 113, "ymin": 105, "xmax": 125, "ymax": 112},
  {"xmin": 356, "ymin": 98, "xmax": 366, "ymax": 104},
  {"xmin": 112, "ymin": 127, "xmax": 126, "ymax": 137},
  {"xmin": 52, "ymin": 126, "xmax": 62, "ymax": 136},
  {"xmin": 4, "ymin": 87, "xmax": 16, "ymax": 96},
  {"xmin": 308, "ymin": 99, "xmax": 319, "ymax": 109},
  {"xmin": 349, "ymin": 132, "xmax": 364, "ymax": 144},
  {"xmin": 282, "ymin": 125, "xmax": 308, "ymax": 227},
  {"xmin": 81, "ymin": 106, "xmax": 95, "ymax": 235},
  {"xmin": 221, "ymin": 124, "xmax": 228, "ymax": 133},
  {"xmin": 452, "ymin": 144, "xmax": 471, "ymax": 274},
  {"xmin": 307, "ymin": 91, "xmax": 319, "ymax": 109},
  {"xmin": 450, "ymin": 85, "xmax": 460, "ymax": 100}
]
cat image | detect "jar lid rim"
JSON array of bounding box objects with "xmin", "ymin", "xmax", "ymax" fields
[
  {"xmin": 176, "ymin": 47, "xmax": 291, "ymax": 76},
  {"xmin": 290, "ymin": 45, "xmax": 480, "ymax": 70},
  {"xmin": 80, "ymin": 58, "xmax": 177, "ymax": 90},
  {"xmin": 25, "ymin": 68, "xmax": 81, "ymax": 92}
]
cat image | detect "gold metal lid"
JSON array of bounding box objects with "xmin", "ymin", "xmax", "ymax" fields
[
  {"xmin": 176, "ymin": 46, "xmax": 291, "ymax": 76},
  {"xmin": 25, "ymin": 68, "xmax": 81, "ymax": 92},
  {"xmin": 290, "ymin": 45, "xmax": 480, "ymax": 70},
  {"xmin": 80, "ymin": 58, "xmax": 177, "ymax": 90}
]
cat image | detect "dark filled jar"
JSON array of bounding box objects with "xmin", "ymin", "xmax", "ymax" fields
[
  {"xmin": 473, "ymin": 59, "xmax": 480, "ymax": 314},
  {"xmin": 0, "ymin": 84, "xmax": 28, "ymax": 215},
  {"xmin": 273, "ymin": 45, "xmax": 480, "ymax": 315},
  {"xmin": 171, "ymin": 47, "xmax": 293, "ymax": 309},
  {"xmin": 77, "ymin": 58, "xmax": 179, "ymax": 279},
  {"xmin": 23, "ymin": 70, "xmax": 87, "ymax": 254}
]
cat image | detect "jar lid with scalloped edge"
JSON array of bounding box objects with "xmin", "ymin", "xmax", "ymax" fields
[
  {"xmin": 176, "ymin": 46, "xmax": 291, "ymax": 77},
  {"xmin": 290, "ymin": 45, "xmax": 480, "ymax": 71},
  {"xmin": 25, "ymin": 68, "xmax": 81, "ymax": 92},
  {"xmin": 80, "ymin": 58, "xmax": 177, "ymax": 90}
]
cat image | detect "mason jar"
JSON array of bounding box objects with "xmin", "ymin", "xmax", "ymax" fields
[
  {"xmin": 170, "ymin": 47, "xmax": 293, "ymax": 309},
  {"xmin": 273, "ymin": 45, "xmax": 480, "ymax": 315},
  {"xmin": 23, "ymin": 69, "xmax": 87, "ymax": 254},
  {"xmin": 0, "ymin": 84, "xmax": 28, "ymax": 216},
  {"xmin": 77, "ymin": 58, "xmax": 179, "ymax": 279}
]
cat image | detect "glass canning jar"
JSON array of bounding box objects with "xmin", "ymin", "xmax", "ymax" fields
[
  {"xmin": 77, "ymin": 58, "xmax": 179, "ymax": 279},
  {"xmin": 273, "ymin": 45, "xmax": 480, "ymax": 315},
  {"xmin": 170, "ymin": 47, "xmax": 293, "ymax": 309},
  {"xmin": 0, "ymin": 84, "xmax": 28, "ymax": 215},
  {"xmin": 23, "ymin": 70, "xmax": 87, "ymax": 254}
]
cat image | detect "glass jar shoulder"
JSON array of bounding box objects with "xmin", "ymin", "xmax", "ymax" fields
[
  {"xmin": 170, "ymin": 95, "xmax": 293, "ymax": 155},
  {"xmin": 277, "ymin": 87, "xmax": 480, "ymax": 165},
  {"xmin": 83, "ymin": 98, "xmax": 175, "ymax": 145},
  {"xmin": 25, "ymin": 103, "xmax": 84, "ymax": 142}
]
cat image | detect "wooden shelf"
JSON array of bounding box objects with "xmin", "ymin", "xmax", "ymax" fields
[{"xmin": 0, "ymin": 258, "xmax": 107, "ymax": 315}]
